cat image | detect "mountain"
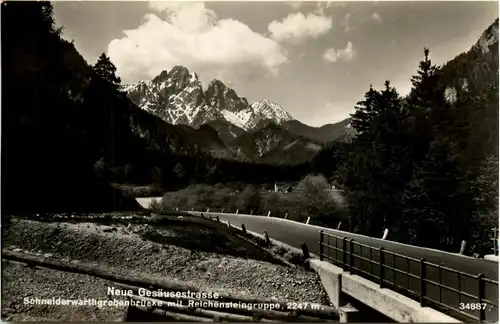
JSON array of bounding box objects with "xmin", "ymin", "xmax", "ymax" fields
[
  {"xmin": 436, "ymin": 17, "xmax": 499, "ymax": 158},
  {"xmin": 174, "ymin": 124, "xmax": 237, "ymax": 160},
  {"xmin": 122, "ymin": 67, "xmax": 222, "ymax": 128},
  {"xmin": 3, "ymin": 2, "xmax": 310, "ymax": 213},
  {"xmin": 473, "ymin": 18, "xmax": 499, "ymax": 55},
  {"xmin": 260, "ymin": 137, "xmax": 323, "ymax": 165},
  {"xmin": 227, "ymin": 123, "xmax": 322, "ymax": 164},
  {"xmin": 203, "ymin": 119, "xmax": 247, "ymax": 146},
  {"xmin": 283, "ymin": 118, "xmax": 355, "ymax": 143},
  {"xmin": 122, "ymin": 71, "xmax": 294, "ymax": 134},
  {"xmin": 122, "ymin": 70, "xmax": 354, "ymax": 160}
]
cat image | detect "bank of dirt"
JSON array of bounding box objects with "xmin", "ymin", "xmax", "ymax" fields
[{"xmin": 2, "ymin": 216, "xmax": 331, "ymax": 321}]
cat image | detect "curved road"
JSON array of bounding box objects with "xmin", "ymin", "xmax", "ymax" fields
[{"xmin": 137, "ymin": 198, "xmax": 498, "ymax": 322}]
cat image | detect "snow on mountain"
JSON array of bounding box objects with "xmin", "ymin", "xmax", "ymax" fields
[
  {"xmin": 250, "ymin": 99, "xmax": 294, "ymax": 125},
  {"xmin": 121, "ymin": 67, "xmax": 295, "ymax": 133},
  {"xmin": 122, "ymin": 66, "xmax": 227, "ymax": 128},
  {"xmin": 218, "ymin": 99, "xmax": 294, "ymax": 130},
  {"xmin": 221, "ymin": 108, "xmax": 254, "ymax": 130}
]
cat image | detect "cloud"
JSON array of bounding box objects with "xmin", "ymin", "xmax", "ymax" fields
[
  {"xmin": 371, "ymin": 12, "xmax": 382, "ymax": 22},
  {"xmin": 268, "ymin": 12, "xmax": 333, "ymax": 45},
  {"xmin": 107, "ymin": 2, "xmax": 288, "ymax": 84},
  {"xmin": 322, "ymin": 42, "xmax": 355, "ymax": 63}
]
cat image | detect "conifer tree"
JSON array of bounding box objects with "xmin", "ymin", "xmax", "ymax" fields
[
  {"xmin": 344, "ymin": 85, "xmax": 384, "ymax": 235},
  {"xmin": 401, "ymin": 48, "xmax": 473, "ymax": 248},
  {"xmin": 350, "ymin": 85, "xmax": 379, "ymax": 142},
  {"xmin": 370, "ymin": 81, "xmax": 412, "ymax": 234},
  {"xmin": 92, "ymin": 53, "xmax": 121, "ymax": 87}
]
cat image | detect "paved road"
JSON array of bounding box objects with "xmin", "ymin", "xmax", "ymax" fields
[{"xmin": 137, "ymin": 198, "xmax": 498, "ymax": 322}]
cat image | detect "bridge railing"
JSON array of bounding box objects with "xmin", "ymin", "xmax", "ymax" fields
[{"xmin": 319, "ymin": 230, "xmax": 499, "ymax": 323}]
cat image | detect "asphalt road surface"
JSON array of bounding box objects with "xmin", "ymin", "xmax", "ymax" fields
[
  {"xmin": 136, "ymin": 198, "xmax": 498, "ymax": 322},
  {"xmin": 202, "ymin": 211, "xmax": 499, "ymax": 322}
]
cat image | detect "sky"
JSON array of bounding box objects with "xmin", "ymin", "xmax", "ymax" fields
[{"xmin": 53, "ymin": 1, "xmax": 499, "ymax": 127}]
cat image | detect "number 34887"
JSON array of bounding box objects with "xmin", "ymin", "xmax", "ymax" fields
[{"xmin": 459, "ymin": 303, "xmax": 487, "ymax": 310}]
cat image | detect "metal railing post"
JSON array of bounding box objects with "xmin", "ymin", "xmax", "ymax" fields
[
  {"xmin": 342, "ymin": 237, "xmax": 347, "ymax": 270},
  {"xmin": 478, "ymin": 273, "xmax": 485, "ymax": 322},
  {"xmin": 438, "ymin": 265, "xmax": 442, "ymax": 303},
  {"xmin": 379, "ymin": 247, "xmax": 384, "ymax": 288},
  {"xmin": 263, "ymin": 231, "xmax": 270, "ymax": 244},
  {"xmin": 319, "ymin": 231, "xmax": 324, "ymax": 261},
  {"xmin": 459, "ymin": 240, "xmax": 467, "ymax": 255},
  {"xmin": 349, "ymin": 239, "xmax": 354, "ymax": 273},
  {"xmin": 420, "ymin": 258, "xmax": 426, "ymax": 307},
  {"xmin": 458, "ymin": 272, "xmax": 461, "ymax": 305},
  {"xmin": 493, "ymin": 228, "xmax": 499, "ymax": 256},
  {"xmin": 301, "ymin": 242, "xmax": 310, "ymax": 259}
]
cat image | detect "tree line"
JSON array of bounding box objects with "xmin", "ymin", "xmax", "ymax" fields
[
  {"xmin": 311, "ymin": 45, "xmax": 498, "ymax": 255},
  {"xmin": 158, "ymin": 174, "xmax": 349, "ymax": 229}
]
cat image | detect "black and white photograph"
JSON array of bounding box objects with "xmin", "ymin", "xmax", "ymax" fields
[{"xmin": 1, "ymin": 0, "xmax": 499, "ymax": 322}]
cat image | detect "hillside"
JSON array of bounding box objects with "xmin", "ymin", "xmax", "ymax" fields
[
  {"xmin": 1, "ymin": 1, "xmax": 308, "ymax": 213},
  {"xmin": 2, "ymin": 1, "xmax": 154, "ymax": 212},
  {"xmin": 173, "ymin": 124, "xmax": 237, "ymax": 160},
  {"xmin": 283, "ymin": 118, "xmax": 354, "ymax": 143},
  {"xmin": 309, "ymin": 18, "xmax": 499, "ymax": 253},
  {"xmin": 437, "ymin": 17, "xmax": 499, "ymax": 158},
  {"xmin": 204, "ymin": 119, "xmax": 247, "ymax": 145},
  {"xmin": 227, "ymin": 123, "xmax": 322, "ymax": 164},
  {"xmin": 260, "ymin": 138, "xmax": 323, "ymax": 165}
]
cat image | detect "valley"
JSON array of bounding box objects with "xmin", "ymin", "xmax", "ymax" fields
[{"xmin": 2, "ymin": 0, "xmax": 498, "ymax": 264}]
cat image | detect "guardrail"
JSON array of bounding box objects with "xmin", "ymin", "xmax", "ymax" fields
[{"xmin": 318, "ymin": 231, "xmax": 499, "ymax": 323}]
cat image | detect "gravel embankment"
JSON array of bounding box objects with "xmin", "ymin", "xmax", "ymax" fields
[{"xmin": 2, "ymin": 216, "xmax": 331, "ymax": 321}]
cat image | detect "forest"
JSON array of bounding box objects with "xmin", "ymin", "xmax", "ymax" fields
[{"xmin": 309, "ymin": 42, "xmax": 499, "ymax": 255}]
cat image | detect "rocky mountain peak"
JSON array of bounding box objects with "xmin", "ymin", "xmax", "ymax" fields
[
  {"xmin": 205, "ymin": 79, "xmax": 227, "ymax": 100},
  {"xmin": 121, "ymin": 68, "xmax": 296, "ymax": 134},
  {"xmin": 169, "ymin": 65, "xmax": 190, "ymax": 77},
  {"xmin": 152, "ymin": 70, "xmax": 170, "ymax": 84},
  {"xmin": 250, "ymin": 99, "xmax": 294, "ymax": 123},
  {"xmin": 207, "ymin": 79, "xmax": 225, "ymax": 89},
  {"xmin": 166, "ymin": 66, "xmax": 196, "ymax": 91},
  {"xmin": 205, "ymin": 79, "xmax": 249, "ymax": 113}
]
